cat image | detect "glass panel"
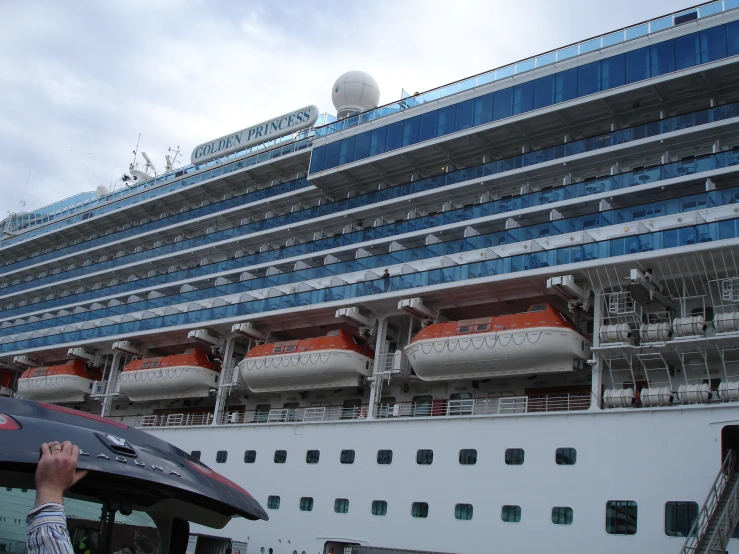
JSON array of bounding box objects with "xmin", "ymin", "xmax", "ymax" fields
[
  {"xmin": 401, "ymin": 116, "xmax": 421, "ymax": 146},
  {"xmin": 699, "ymin": 1, "xmax": 723, "ymax": 17},
  {"xmin": 496, "ymin": 65, "xmax": 515, "ymax": 79},
  {"xmin": 556, "ymin": 44, "xmax": 579, "ymax": 61},
  {"xmin": 555, "ymin": 68, "xmax": 578, "ymax": 103},
  {"xmin": 454, "ymin": 99, "xmax": 474, "ymax": 131},
  {"xmin": 578, "ymin": 61, "xmax": 601, "ymax": 96},
  {"xmin": 493, "ymin": 87, "xmax": 513, "ymax": 121},
  {"xmin": 437, "ymin": 105, "xmax": 457, "ymax": 136},
  {"xmin": 535, "ymin": 51, "xmax": 556, "ymax": 67},
  {"xmin": 650, "ymin": 40, "xmax": 676, "ymax": 76},
  {"xmin": 625, "ymin": 23, "xmax": 649, "ymax": 40},
  {"xmin": 579, "ymin": 37, "xmax": 601, "ymax": 54},
  {"xmin": 369, "ymin": 126, "xmax": 388, "ymax": 157},
  {"xmin": 602, "ymin": 31, "xmax": 624, "ymax": 47},
  {"xmin": 729, "ymin": 20, "xmax": 739, "ymax": 57},
  {"xmin": 384, "ymin": 121, "xmax": 403, "ymax": 151},
  {"xmin": 515, "ymin": 58, "xmax": 535, "ymax": 73},
  {"xmin": 534, "ymin": 74, "xmax": 555, "ymax": 109},
  {"xmin": 601, "ymin": 54, "xmax": 625, "ymax": 90},
  {"xmin": 650, "ymin": 16, "xmax": 673, "ymax": 33},
  {"xmin": 675, "ymin": 33, "xmax": 701, "ymax": 70},
  {"xmin": 473, "ymin": 93, "xmax": 495, "ymax": 126},
  {"xmin": 701, "ymin": 25, "xmax": 728, "ymax": 63},
  {"xmin": 625, "ymin": 47, "xmax": 650, "ymax": 84}
]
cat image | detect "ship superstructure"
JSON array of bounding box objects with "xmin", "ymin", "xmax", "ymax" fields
[{"xmin": 3, "ymin": 4, "xmax": 739, "ymax": 553}]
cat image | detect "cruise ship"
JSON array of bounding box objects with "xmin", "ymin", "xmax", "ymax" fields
[{"xmin": 3, "ymin": 3, "xmax": 739, "ymax": 553}]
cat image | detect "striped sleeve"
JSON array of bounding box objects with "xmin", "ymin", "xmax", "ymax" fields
[{"xmin": 26, "ymin": 502, "xmax": 75, "ymax": 554}]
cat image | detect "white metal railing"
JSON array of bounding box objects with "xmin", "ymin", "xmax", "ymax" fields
[
  {"xmin": 106, "ymin": 392, "xmax": 591, "ymax": 429},
  {"xmin": 680, "ymin": 450, "xmax": 738, "ymax": 554}
]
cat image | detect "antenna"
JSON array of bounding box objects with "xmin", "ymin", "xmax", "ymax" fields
[
  {"xmin": 130, "ymin": 133, "xmax": 141, "ymax": 171},
  {"xmin": 166, "ymin": 146, "xmax": 181, "ymax": 172}
]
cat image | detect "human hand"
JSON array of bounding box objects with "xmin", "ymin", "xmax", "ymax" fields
[{"xmin": 34, "ymin": 441, "xmax": 88, "ymax": 506}]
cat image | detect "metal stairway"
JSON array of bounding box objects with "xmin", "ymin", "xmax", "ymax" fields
[{"xmin": 680, "ymin": 450, "xmax": 739, "ymax": 554}]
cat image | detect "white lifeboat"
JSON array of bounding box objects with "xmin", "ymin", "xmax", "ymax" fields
[
  {"xmin": 238, "ymin": 329, "xmax": 374, "ymax": 393},
  {"xmin": 404, "ymin": 304, "xmax": 591, "ymax": 381},
  {"xmin": 17, "ymin": 359, "xmax": 100, "ymax": 403},
  {"xmin": 119, "ymin": 348, "xmax": 220, "ymax": 402},
  {"xmin": 0, "ymin": 369, "xmax": 15, "ymax": 397}
]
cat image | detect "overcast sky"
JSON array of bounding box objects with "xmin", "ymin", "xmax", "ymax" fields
[{"xmin": 0, "ymin": 0, "xmax": 684, "ymax": 217}]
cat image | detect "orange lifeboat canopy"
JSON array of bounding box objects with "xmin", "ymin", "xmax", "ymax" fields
[
  {"xmin": 17, "ymin": 359, "xmax": 101, "ymax": 404},
  {"xmin": 119, "ymin": 348, "xmax": 221, "ymax": 402},
  {"xmin": 240, "ymin": 329, "xmax": 374, "ymax": 393},
  {"xmin": 405, "ymin": 304, "xmax": 591, "ymax": 381}
]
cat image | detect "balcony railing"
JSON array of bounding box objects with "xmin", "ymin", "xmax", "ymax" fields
[{"xmin": 104, "ymin": 392, "xmax": 591, "ymax": 429}]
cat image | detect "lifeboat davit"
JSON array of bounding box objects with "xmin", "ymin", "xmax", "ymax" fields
[
  {"xmin": 119, "ymin": 348, "xmax": 220, "ymax": 402},
  {"xmin": 0, "ymin": 369, "xmax": 14, "ymax": 397},
  {"xmin": 405, "ymin": 304, "xmax": 591, "ymax": 381},
  {"xmin": 238, "ymin": 329, "xmax": 374, "ymax": 393},
  {"xmin": 17, "ymin": 359, "xmax": 101, "ymax": 403}
]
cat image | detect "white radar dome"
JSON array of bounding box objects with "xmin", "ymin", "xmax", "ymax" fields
[
  {"xmin": 332, "ymin": 71, "xmax": 380, "ymax": 119},
  {"xmin": 96, "ymin": 184, "xmax": 110, "ymax": 197}
]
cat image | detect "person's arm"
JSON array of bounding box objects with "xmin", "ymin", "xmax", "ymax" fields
[{"xmin": 26, "ymin": 441, "xmax": 87, "ymax": 554}]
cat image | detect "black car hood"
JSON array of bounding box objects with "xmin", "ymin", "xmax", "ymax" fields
[{"xmin": 0, "ymin": 398, "xmax": 267, "ymax": 528}]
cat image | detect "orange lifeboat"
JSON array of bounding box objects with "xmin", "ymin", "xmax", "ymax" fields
[
  {"xmin": 0, "ymin": 368, "xmax": 14, "ymax": 397},
  {"xmin": 238, "ymin": 329, "xmax": 374, "ymax": 393},
  {"xmin": 405, "ymin": 304, "xmax": 591, "ymax": 381},
  {"xmin": 119, "ymin": 348, "xmax": 220, "ymax": 402},
  {"xmin": 17, "ymin": 359, "xmax": 101, "ymax": 403}
]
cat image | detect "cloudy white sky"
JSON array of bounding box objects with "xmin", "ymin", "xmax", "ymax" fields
[{"xmin": 0, "ymin": 0, "xmax": 683, "ymax": 217}]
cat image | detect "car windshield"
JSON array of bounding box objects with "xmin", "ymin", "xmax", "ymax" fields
[{"xmin": 1, "ymin": 487, "xmax": 161, "ymax": 554}]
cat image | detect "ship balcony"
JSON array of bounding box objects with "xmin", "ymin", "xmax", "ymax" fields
[
  {"xmin": 308, "ymin": 30, "xmax": 739, "ymax": 193},
  {"xmin": 3, "ymin": 102, "xmax": 739, "ymax": 309},
  {"xmin": 2, "ymin": 162, "xmax": 739, "ymax": 341}
]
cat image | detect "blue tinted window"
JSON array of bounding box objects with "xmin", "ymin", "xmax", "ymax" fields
[
  {"xmin": 437, "ymin": 105, "xmax": 457, "ymax": 136},
  {"xmin": 675, "ymin": 33, "xmax": 700, "ymax": 70},
  {"xmin": 728, "ymin": 21, "xmax": 739, "ymax": 57},
  {"xmin": 493, "ymin": 88, "xmax": 513, "ymax": 121},
  {"xmin": 310, "ymin": 146, "xmax": 326, "ymax": 173},
  {"xmin": 578, "ymin": 61, "xmax": 601, "ymax": 96},
  {"xmin": 324, "ymin": 141, "xmax": 341, "ymax": 170},
  {"xmin": 354, "ymin": 131, "xmax": 371, "ymax": 160},
  {"xmin": 513, "ymin": 81, "xmax": 535, "ymax": 114},
  {"xmin": 625, "ymin": 47, "xmax": 650, "ymax": 83},
  {"xmin": 369, "ymin": 126, "xmax": 387, "ymax": 157},
  {"xmin": 700, "ymin": 26, "xmax": 728, "ymax": 63},
  {"xmin": 455, "ymin": 99, "xmax": 474, "ymax": 131},
  {"xmin": 650, "ymin": 40, "xmax": 675, "ymax": 76},
  {"xmin": 534, "ymin": 74, "xmax": 555, "ymax": 109},
  {"xmin": 473, "ymin": 93, "xmax": 494, "ymax": 126},
  {"xmin": 402, "ymin": 116, "xmax": 421, "ymax": 146},
  {"xmin": 601, "ymin": 55, "xmax": 625, "ymax": 90},
  {"xmin": 338, "ymin": 135, "xmax": 356, "ymax": 166},
  {"xmin": 385, "ymin": 121, "xmax": 403, "ymax": 151},
  {"xmin": 419, "ymin": 111, "xmax": 438, "ymax": 141},
  {"xmin": 555, "ymin": 68, "xmax": 578, "ymax": 103}
]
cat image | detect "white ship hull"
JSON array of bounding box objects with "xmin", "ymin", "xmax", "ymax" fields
[
  {"xmin": 17, "ymin": 375, "xmax": 94, "ymax": 403},
  {"xmin": 119, "ymin": 366, "xmax": 221, "ymax": 401},
  {"xmin": 151, "ymin": 403, "xmax": 739, "ymax": 554},
  {"xmin": 405, "ymin": 327, "xmax": 590, "ymax": 381},
  {"xmin": 238, "ymin": 349, "xmax": 373, "ymax": 393}
]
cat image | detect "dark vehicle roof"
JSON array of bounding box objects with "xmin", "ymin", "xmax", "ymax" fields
[{"xmin": 0, "ymin": 398, "xmax": 267, "ymax": 528}]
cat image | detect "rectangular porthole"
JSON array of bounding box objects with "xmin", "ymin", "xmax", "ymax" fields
[
  {"xmin": 455, "ymin": 503, "xmax": 473, "ymax": 520},
  {"xmin": 334, "ymin": 498, "xmax": 349, "ymax": 514},
  {"xmin": 215, "ymin": 450, "xmax": 227, "ymax": 463},
  {"xmin": 416, "ymin": 449, "xmax": 434, "ymax": 465},
  {"xmin": 267, "ymin": 496, "xmax": 280, "ymax": 510},
  {"xmin": 190, "ymin": 450, "xmax": 201, "ymax": 461},
  {"xmin": 306, "ymin": 450, "xmax": 320, "ymax": 464},
  {"xmin": 340, "ymin": 449, "xmax": 355, "ymax": 464},
  {"xmin": 412, "ymin": 502, "xmax": 429, "ymax": 518},
  {"xmin": 274, "ymin": 450, "xmax": 287, "ymax": 464},
  {"xmin": 665, "ymin": 501, "xmax": 698, "ymax": 537},
  {"xmin": 505, "ymin": 448, "xmax": 524, "ymax": 465},
  {"xmin": 606, "ymin": 501, "xmax": 637, "ymax": 535},
  {"xmin": 556, "ymin": 447, "xmax": 577, "ymax": 465},
  {"xmin": 299, "ymin": 497, "xmax": 314, "ymax": 512},
  {"xmin": 372, "ymin": 500, "xmax": 388, "ymax": 516},
  {"xmin": 377, "ymin": 450, "xmax": 393, "ymax": 465},
  {"xmin": 552, "ymin": 506, "xmax": 573, "ymax": 525},
  {"xmin": 459, "ymin": 449, "xmax": 477, "ymax": 465},
  {"xmin": 243, "ymin": 450, "xmax": 256, "ymax": 463},
  {"xmin": 502, "ymin": 505, "xmax": 521, "ymax": 523}
]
